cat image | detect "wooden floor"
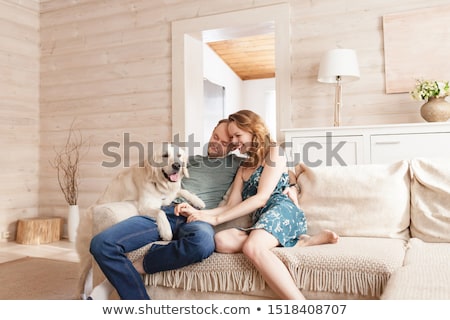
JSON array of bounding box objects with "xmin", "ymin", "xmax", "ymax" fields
[{"xmin": 0, "ymin": 239, "xmax": 78, "ymax": 264}]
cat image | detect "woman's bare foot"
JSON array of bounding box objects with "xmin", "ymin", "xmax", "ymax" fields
[
  {"xmin": 132, "ymin": 257, "xmax": 145, "ymax": 274},
  {"xmin": 296, "ymin": 229, "xmax": 339, "ymax": 247}
]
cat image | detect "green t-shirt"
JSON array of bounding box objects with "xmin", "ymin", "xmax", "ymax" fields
[{"xmin": 178, "ymin": 154, "xmax": 241, "ymax": 209}]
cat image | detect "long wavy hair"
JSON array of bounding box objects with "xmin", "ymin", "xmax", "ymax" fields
[{"xmin": 228, "ymin": 109, "xmax": 275, "ymax": 168}]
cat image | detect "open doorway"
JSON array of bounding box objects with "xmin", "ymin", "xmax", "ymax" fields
[
  {"xmin": 171, "ymin": 4, "xmax": 291, "ymax": 154},
  {"xmin": 203, "ymin": 79, "xmax": 225, "ymax": 147}
]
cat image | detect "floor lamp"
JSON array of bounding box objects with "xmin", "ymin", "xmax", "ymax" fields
[{"xmin": 318, "ymin": 49, "xmax": 360, "ymax": 126}]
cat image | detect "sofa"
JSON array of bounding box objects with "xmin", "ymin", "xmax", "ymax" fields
[{"xmin": 88, "ymin": 158, "xmax": 450, "ymax": 300}]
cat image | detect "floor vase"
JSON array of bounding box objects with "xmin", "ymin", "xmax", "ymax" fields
[{"xmin": 68, "ymin": 204, "xmax": 79, "ymax": 242}]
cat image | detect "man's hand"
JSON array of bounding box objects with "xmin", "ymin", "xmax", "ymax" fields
[{"xmin": 283, "ymin": 184, "xmax": 300, "ymax": 207}]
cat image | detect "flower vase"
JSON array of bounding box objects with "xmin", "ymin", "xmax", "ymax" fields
[
  {"xmin": 68, "ymin": 204, "xmax": 79, "ymax": 242},
  {"xmin": 420, "ymin": 97, "xmax": 450, "ymax": 122}
]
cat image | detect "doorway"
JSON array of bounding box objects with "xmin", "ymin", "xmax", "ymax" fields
[
  {"xmin": 203, "ymin": 79, "xmax": 225, "ymax": 149},
  {"xmin": 171, "ymin": 4, "xmax": 291, "ymax": 153}
]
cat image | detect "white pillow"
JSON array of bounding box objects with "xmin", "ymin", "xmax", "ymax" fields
[
  {"xmin": 297, "ymin": 161, "xmax": 410, "ymax": 240},
  {"xmin": 410, "ymin": 158, "xmax": 450, "ymax": 242}
]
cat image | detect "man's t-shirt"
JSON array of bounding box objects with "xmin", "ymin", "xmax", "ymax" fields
[{"xmin": 178, "ymin": 154, "xmax": 241, "ymax": 209}]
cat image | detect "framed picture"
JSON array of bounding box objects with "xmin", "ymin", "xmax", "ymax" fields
[{"xmin": 383, "ymin": 5, "xmax": 450, "ymax": 93}]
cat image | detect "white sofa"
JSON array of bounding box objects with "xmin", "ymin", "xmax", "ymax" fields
[{"xmin": 89, "ymin": 158, "xmax": 450, "ymax": 300}]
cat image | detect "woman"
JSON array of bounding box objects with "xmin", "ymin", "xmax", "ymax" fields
[{"xmin": 176, "ymin": 109, "xmax": 338, "ymax": 299}]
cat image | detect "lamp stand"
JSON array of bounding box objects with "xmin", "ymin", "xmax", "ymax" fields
[{"xmin": 334, "ymin": 75, "xmax": 342, "ymax": 127}]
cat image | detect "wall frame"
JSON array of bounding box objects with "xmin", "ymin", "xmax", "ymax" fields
[{"xmin": 383, "ymin": 5, "xmax": 450, "ymax": 94}]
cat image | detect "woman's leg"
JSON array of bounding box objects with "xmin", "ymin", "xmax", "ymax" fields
[
  {"xmin": 243, "ymin": 229, "xmax": 305, "ymax": 300},
  {"xmin": 296, "ymin": 229, "xmax": 339, "ymax": 247},
  {"xmin": 214, "ymin": 228, "xmax": 248, "ymax": 253},
  {"xmin": 90, "ymin": 215, "xmax": 160, "ymax": 300}
]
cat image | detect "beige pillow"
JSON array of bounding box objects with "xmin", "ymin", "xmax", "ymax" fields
[
  {"xmin": 297, "ymin": 161, "xmax": 410, "ymax": 239},
  {"xmin": 410, "ymin": 158, "xmax": 450, "ymax": 242}
]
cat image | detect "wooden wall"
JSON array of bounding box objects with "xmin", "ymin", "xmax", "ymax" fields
[
  {"xmin": 290, "ymin": 0, "xmax": 450, "ymax": 127},
  {"xmin": 0, "ymin": 0, "xmax": 39, "ymax": 239},
  {"xmin": 3, "ymin": 0, "xmax": 450, "ymax": 238},
  {"xmin": 38, "ymin": 0, "xmax": 175, "ymax": 229}
]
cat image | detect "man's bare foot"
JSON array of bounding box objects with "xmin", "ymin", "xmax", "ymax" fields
[
  {"xmin": 296, "ymin": 229, "xmax": 339, "ymax": 247},
  {"xmin": 132, "ymin": 257, "xmax": 145, "ymax": 274}
]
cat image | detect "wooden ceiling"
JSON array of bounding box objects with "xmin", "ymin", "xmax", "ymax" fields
[{"xmin": 207, "ymin": 33, "xmax": 275, "ymax": 81}]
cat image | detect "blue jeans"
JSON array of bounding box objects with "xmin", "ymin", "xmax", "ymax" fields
[{"xmin": 89, "ymin": 205, "xmax": 215, "ymax": 300}]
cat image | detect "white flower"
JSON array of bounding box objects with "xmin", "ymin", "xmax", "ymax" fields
[
  {"xmin": 437, "ymin": 81, "xmax": 449, "ymax": 98},
  {"xmin": 410, "ymin": 79, "xmax": 450, "ymax": 101}
]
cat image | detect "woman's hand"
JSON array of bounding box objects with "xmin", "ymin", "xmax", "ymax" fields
[
  {"xmin": 174, "ymin": 202, "xmax": 199, "ymax": 217},
  {"xmin": 186, "ymin": 211, "xmax": 218, "ymax": 226},
  {"xmin": 175, "ymin": 203, "xmax": 217, "ymax": 225}
]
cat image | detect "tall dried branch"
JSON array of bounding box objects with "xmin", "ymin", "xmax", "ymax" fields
[{"xmin": 50, "ymin": 122, "xmax": 88, "ymax": 206}]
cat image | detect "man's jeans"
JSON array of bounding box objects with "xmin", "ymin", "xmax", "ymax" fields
[{"xmin": 90, "ymin": 205, "xmax": 215, "ymax": 300}]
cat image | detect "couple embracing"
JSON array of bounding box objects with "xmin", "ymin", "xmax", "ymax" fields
[{"xmin": 88, "ymin": 109, "xmax": 338, "ymax": 300}]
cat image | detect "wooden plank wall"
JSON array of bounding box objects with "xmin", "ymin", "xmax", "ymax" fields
[
  {"xmin": 39, "ymin": 0, "xmax": 176, "ymax": 230},
  {"xmin": 3, "ymin": 0, "xmax": 449, "ymax": 237},
  {"xmin": 0, "ymin": 0, "xmax": 40, "ymax": 239},
  {"xmin": 290, "ymin": 0, "xmax": 450, "ymax": 127}
]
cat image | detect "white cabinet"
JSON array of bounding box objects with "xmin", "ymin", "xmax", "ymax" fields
[
  {"xmin": 289, "ymin": 134, "xmax": 363, "ymax": 167},
  {"xmin": 282, "ymin": 122, "xmax": 450, "ymax": 166},
  {"xmin": 370, "ymin": 132, "xmax": 450, "ymax": 164}
]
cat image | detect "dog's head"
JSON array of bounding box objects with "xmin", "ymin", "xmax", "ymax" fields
[{"xmin": 146, "ymin": 143, "xmax": 189, "ymax": 183}]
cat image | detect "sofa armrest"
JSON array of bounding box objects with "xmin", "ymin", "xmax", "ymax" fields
[{"xmin": 92, "ymin": 201, "xmax": 139, "ymax": 235}]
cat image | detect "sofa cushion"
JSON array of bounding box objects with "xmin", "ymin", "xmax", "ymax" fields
[
  {"xmin": 410, "ymin": 158, "xmax": 450, "ymax": 242},
  {"xmin": 297, "ymin": 161, "xmax": 411, "ymax": 240},
  {"xmin": 143, "ymin": 237, "xmax": 406, "ymax": 298},
  {"xmin": 403, "ymin": 238, "xmax": 450, "ymax": 266},
  {"xmin": 274, "ymin": 237, "xmax": 406, "ymax": 298},
  {"xmin": 381, "ymin": 238, "xmax": 450, "ymax": 299},
  {"xmin": 380, "ymin": 264, "xmax": 450, "ymax": 299}
]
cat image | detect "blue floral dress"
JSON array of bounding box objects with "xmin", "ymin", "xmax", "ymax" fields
[{"xmin": 241, "ymin": 166, "xmax": 307, "ymax": 247}]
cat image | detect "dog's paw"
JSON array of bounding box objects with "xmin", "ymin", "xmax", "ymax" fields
[
  {"xmin": 190, "ymin": 197, "xmax": 205, "ymax": 209},
  {"xmin": 156, "ymin": 211, "xmax": 173, "ymax": 241},
  {"xmin": 158, "ymin": 226, "xmax": 173, "ymax": 241},
  {"xmin": 194, "ymin": 198, "xmax": 206, "ymax": 209}
]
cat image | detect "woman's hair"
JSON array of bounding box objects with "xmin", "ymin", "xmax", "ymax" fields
[{"xmin": 228, "ymin": 109, "xmax": 274, "ymax": 168}]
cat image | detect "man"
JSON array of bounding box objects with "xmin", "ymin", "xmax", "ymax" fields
[
  {"xmin": 88, "ymin": 119, "xmax": 241, "ymax": 300},
  {"xmin": 177, "ymin": 119, "xmax": 240, "ymax": 209}
]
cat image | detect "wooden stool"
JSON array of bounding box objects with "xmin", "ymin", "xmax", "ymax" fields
[{"xmin": 16, "ymin": 217, "xmax": 62, "ymax": 245}]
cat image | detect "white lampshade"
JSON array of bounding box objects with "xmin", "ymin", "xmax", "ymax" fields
[{"xmin": 318, "ymin": 48, "xmax": 360, "ymax": 83}]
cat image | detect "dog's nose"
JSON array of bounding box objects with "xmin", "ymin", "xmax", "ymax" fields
[{"xmin": 172, "ymin": 162, "xmax": 181, "ymax": 171}]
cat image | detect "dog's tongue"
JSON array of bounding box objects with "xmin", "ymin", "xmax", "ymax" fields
[{"xmin": 169, "ymin": 172, "xmax": 180, "ymax": 182}]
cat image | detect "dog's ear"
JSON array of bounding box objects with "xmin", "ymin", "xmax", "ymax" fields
[{"xmin": 143, "ymin": 159, "xmax": 158, "ymax": 180}]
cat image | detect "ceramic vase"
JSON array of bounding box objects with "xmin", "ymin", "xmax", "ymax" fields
[
  {"xmin": 420, "ymin": 97, "xmax": 450, "ymax": 122},
  {"xmin": 68, "ymin": 204, "xmax": 79, "ymax": 242}
]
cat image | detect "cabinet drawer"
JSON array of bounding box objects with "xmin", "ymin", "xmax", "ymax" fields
[
  {"xmin": 291, "ymin": 135, "xmax": 363, "ymax": 167},
  {"xmin": 370, "ymin": 132, "xmax": 450, "ymax": 164}
]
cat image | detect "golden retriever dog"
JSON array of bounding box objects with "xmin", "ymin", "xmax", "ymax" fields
[{"xmin": 75, "ymin": 143, "xmax": 204, "ymax": 299}]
